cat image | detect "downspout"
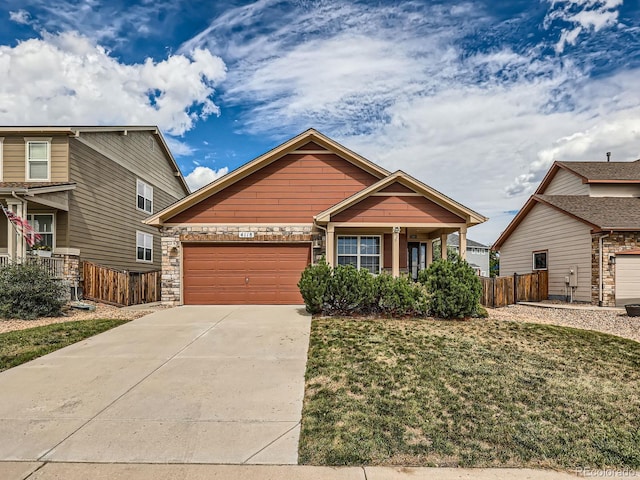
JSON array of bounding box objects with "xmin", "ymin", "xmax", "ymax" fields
[{"xmin": 598, "ymin": 233, "xmax": 609, "ymax": 307}]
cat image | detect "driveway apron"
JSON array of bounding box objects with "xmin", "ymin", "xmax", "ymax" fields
[{"xmin": 0, "ymin": 305, "xmax": 311, "ymax": 464}]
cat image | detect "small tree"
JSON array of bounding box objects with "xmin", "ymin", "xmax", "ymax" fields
[
  {"xmin": 298, "ymin": 259, "xmax": 332, "ymax": 314},
  {"xmin": 418, "ymin": 255, "xmax": 482, "ymax": 319},
  {"xmin": 0, "ymin": 262, "xmax": 66, "ymax": 319},
  {"xmin": 490, "ymin": 250, "xmax": 500, "ymax": 278}
]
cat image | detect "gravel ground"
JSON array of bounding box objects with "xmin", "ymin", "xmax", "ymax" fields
[
  {"xmin": 488, "ymin": 303, "xmax": 640, "ymax": 343},
  {"xmin": 0, "ymin": 302, "xmax": 167, "ymax": 334}
]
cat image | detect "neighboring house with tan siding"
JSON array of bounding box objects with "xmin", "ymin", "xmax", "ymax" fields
[
  {"xmin": 493, "ymin": 160, "xmax": 640, "ymax": 306},
  {"xmin": 0, "ymin": 126, "xmax": 189, "ymax": 287},
  {"xmin": 145, "ymin": 129, "xmax": 488, "ymax": 305}
]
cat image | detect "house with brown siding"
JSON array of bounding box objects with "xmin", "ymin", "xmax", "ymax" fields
[
  {"xmin": 0, "ymin": 126, "xmax": 189, "ymax": 286},
  {"xmin": 493, "ymin": 160, "xmax": 640, "ymax": 306},
  {"xmin": 145, "ymin": 129, "xmax": 487, "ymax": 305}
]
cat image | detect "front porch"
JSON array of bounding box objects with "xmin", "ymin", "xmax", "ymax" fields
[
  {"xmin": 322, "ymin": 224, "xmax": 470, "ymax": 279},
  {"xmin": 314, "ymin": 171, "xmax": 485, "ymax": 278},
  {"xmin": 1, "ymin": 182, "xmax": 80, "ymax": 285}
]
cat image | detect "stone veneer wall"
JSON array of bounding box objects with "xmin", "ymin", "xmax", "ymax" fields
[
  {"xmin": 591, "ymin": 232, "xmax": 640, "ymax": 306},
  {"xmin": 52, "ymin": 253, "xmax": 81, "ymax": 301},
  {"xmin": 160, "ymin": 225, "xmax": 324, "ymax": 305}
]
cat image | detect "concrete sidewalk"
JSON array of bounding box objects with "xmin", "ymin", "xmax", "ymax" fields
[
  {"xmin": 0, "ymin": 306, "xmax": 311, "ymax": 465},
  {"xmin": 1, "ymin": 462, "xmax": 583, "ymax": 480}
]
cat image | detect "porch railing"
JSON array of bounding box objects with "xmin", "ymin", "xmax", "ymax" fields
[{"xmin": 0, "ymin": 254, "xmax": 65, "ymax": 279}]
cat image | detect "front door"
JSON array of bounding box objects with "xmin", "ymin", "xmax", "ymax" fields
[{"xmin": 408, "ymin": 242, "xmax": 426, "ymax": 281}]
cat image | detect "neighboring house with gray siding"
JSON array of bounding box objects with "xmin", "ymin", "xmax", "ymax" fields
[
  {"xmin": 493, "ymin": 160, "xmax": 640, "ymax": 306},
  {"xmin": 447, "ymin": 233, "xmax": 489, "ymax": 276},
  {"xmin": 0, "ymin": 126, "xmax": 189, "ymax": 282}
]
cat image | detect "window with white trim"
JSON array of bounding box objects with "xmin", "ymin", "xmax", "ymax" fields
[
  {"xmin": 27, "ymin": 214, "xmax": 54, "ymax": 249},
  {"xmin": 337, "ymin": 235, "xmax": 381, "ymax": 274},
  {"xmin": 532, "ymin": 251, "xmax": 548, "ymax": 270},
  {"xmin": 136, "ymin": 179, "xmax": 153, "ymax": 214},
  {"xmin": 26, "ymin": 140, "xmax": 50, "ymax": 181},
  {"xmin": 136, "ymin": 231, "xmax": 153, "ymax": 262}
]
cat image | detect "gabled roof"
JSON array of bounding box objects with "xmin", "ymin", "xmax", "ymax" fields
[
  {"xmin": 558, "ymin": 160, "xmax": 640, "ymax": 183},
  {"xmin": 145, "ymin": 129, "xmax": 391, "ymax": 226},
  {"xmin": 492, "ymin": 194, "xmax": 640, "ymax": 250},
  {"xmin": 0, "ymin": 126, "xmax": 189, "ymax": 194},
  {"xmin": 536, "ymin": 195, "xmax": 640, "ymax": 230},
  {"xmin": 314, "ymin": 170, "xmax": 487, "ymax": 225},
  {"xmin": 537, "ymin": 160, "xmax": 640, "ymax": 193},
  {"xmin": 447, "ymin": 233, "xmax": 488, "ymax": 249}
]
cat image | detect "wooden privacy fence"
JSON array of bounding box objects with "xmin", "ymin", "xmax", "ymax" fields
[
  {"xmin": 82, "ymin": 262, "xmax": 161, "ymax": 306},
  {"xmin": 480, "ymin": 270, "xmax": 548, "ymax": 308}
]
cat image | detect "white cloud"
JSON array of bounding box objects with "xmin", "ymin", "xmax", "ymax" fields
[
  {"xmin": 544, "ymin": 0, "xmax": 623, "ymax": 52},
  {"xmin": 164, "ymin": 137, "xmax": 195, "ymax": 157},
  {"xmin": 185, "ymin": 166, "xmax": 229, "ymax": 191},
  {"xmin": 9, "ymin": 9, "xmax": 31, "ymax": 24},
  {"xmin": 0, "ymin": 31, "xmax": 226, "ymax": 136},
  {"xmin": 5, "ymin": 0, "xmax": 180, "ymax": 43},
  {"xmin": 181, "ymin": 0, "xmax": 640, "ymax": 245}
]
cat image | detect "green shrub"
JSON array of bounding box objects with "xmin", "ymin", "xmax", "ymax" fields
[
  {"xmin": 0, "ymin": 262, "xmax": 66, "ymax": 320},
  {"xmin": 418, "ymin": 256, "xmax": 482, "ymax": 319},
  {"xmin": 298, "ymin": 259, "xmax": 332, "ymax": 314},
  {"xmin": 325, "ymin": 264, "xmax": 376, "ymax": 315},
  {"xmin": 376, "ymin": 274, "xmax": 429, "ymax": 317}
]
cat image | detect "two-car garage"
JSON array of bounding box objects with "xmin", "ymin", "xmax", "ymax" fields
[{"xmin": 182, "ymin": 243, "xmax": 310, "ymax": 305}]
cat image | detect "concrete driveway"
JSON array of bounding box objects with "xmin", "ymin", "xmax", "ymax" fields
[{"xmin": 0, "ymin": 305, "xmax": 311, "ymax": 464}]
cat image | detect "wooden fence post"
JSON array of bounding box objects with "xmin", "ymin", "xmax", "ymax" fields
[{"xmin": 513, "ymin": 272, "xmax": 518, "ymax": 304}]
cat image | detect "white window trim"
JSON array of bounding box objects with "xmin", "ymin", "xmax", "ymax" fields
[
  {"xmin": 136, "ymin": 179, "xmax": 154, "ymax": 214},
  {"xmin": 337, "ymin": 235, "xmax": 382, "ymax": 274},
  {"xmin": 532, "ymin": 250, "xmax": 548, "ymax": 271},
  {"xmin": 27, "ymin": 213, "xmax": 55, "ymax": 249},
  {"xmin": 25, "ymin": 137, "xmax": 51, "ymax": 182},
  {"xmin": 136, "ymin": 231, "xmax": 153, "ymax": 263},
  {"xmin": 0, "ymin": 137, "xmax": 4, "ymax": 181}
]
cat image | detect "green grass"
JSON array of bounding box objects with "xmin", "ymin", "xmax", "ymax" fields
[
  {"xmin": 299, "ymin": 318, "xmax": 640, "ymax": 470},
  {"xmin": 0, "ymin": 319, "xmax": 130, "ymax": 372}
]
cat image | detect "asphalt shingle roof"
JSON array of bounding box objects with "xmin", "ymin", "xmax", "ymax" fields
[
  {"xmin": 535, "ymin": 195, "xmax": 640, "ymax": 230},
  {"xmin": 558, "ymin": 160, "xmax": 640, "ymax": 181},
  {"xmin": 0, "ymin": 182, "xmax": 76, "ymax": 189},
  {"xmin": 447, "ymin": 233, "xmax": 488, "ymax": 249}
]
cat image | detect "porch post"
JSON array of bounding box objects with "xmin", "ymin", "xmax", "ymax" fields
[
  {"xmin": 392, "ymin": 226, "xmax": 400, "ymax": 277},
  {"xmin": 6, "ymin": 201, "xmax": 16, "ymax": 261},
  {"xmin": 6, "ymin": 200, "xmax": 27, "ymax": 261},
  {"xmin": 326, "ymin": 224, "xmax": 335, "ymax": 267},
  {"xmin": 440, "ymin": 233, "xmax": 448, "ymax": 260},
  {"xmin": 426, "ymin": 239, "xmax": 433, "ymax": 266},
  {"xmin": 459, "ymin": 226, "xmax": 467, "ymax": 260},
  {"xmin": 19, "ymin": 201, "xmax": 27, "ymax": 259}
]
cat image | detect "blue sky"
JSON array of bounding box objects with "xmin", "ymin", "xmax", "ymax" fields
[{"xmin": 1, "ymin": 0, "xmax": 639, "ymax": 244}]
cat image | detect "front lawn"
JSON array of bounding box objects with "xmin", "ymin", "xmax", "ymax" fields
[
  {"xmin": 299, "ymin": 318, "xmax": 640, "ymax": 470},
  {"xmin": 0, "ymin": 319, "xmax": 130, "ymax": 372}
]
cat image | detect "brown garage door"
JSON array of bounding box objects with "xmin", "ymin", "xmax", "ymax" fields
[{"xmin": 182, "ymin": 243, "xmax": 310, "ymax": 305}]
